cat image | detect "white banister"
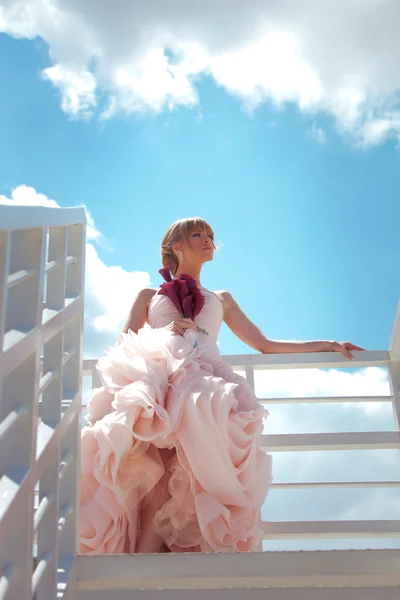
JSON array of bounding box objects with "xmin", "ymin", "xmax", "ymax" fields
[
  {"xmin": 262, "ymin": 520, "xmax": 400, "ymax": 539},
  {"xmin": 261, "ymin": 431, "xmax": 400, "ymax": 452},
  {"xmin": 0, "ymin": 206, "xmax": 86, "ymax": 600},
  {"xmin": 222, "ymin": 349, "xmax": 389, "ymax": 369},
  {"xmin": 270, "ymin": 480, "xmax": 400, "ymax": 489}
]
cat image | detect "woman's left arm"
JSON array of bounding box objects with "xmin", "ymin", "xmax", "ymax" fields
[{"xmin": 218, "ymin": 291, "xmax": 365, "ymax": 360}]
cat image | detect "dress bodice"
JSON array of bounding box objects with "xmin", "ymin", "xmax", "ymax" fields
[{"xmin": 148, "ymin": 290, "xmax": 224, "ymax": 345}]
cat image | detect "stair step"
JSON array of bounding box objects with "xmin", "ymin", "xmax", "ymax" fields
[
  {"xmin": 75, "ymin": 549, "xmax": 400, "ymax": 599},
  {"xmin": 76, "ymin": 589, "xmax": 400, "ymax": 600}
]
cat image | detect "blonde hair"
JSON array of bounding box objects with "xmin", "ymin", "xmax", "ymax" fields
[{"xmin": 161, "ymin": 217, "xmax": 215, "ymax": 275}]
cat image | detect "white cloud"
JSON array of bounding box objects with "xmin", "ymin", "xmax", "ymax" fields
[
  {"xmin": 0, "ymin": 185, "xmax": 60, "ymax": 209},
  {"xmin": 342, "ymin": 487, "xmax": 400, "ymax": 520},
  {"xmin": 43, "ymin": 64, "xmax": 97, "ymax": 118},
  {"xmin": 362, "ymin": 116, "xmax": 400, "ymax": 146},
  {"xmin": 257, "ymin": 366, "xmax": 392, "ymax": 429},
  {"xmin": 84, "ymin": 242, "xmax": 150, "ymax": 335},
  {"xmin": 310, "ymin": 124, "xmax": 326, "ymax": 144},
  {"xmin": 1, "ymin": 0, "xmax": 400, "ymax": 144},
  {"xmin": 0, "ymin": 186, "xmax": 151, "ymax": 351}
]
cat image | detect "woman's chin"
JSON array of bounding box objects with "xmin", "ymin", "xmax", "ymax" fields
[{"xmin": 202, "ymin": 255, "xmax": 214, "ymax": 264}]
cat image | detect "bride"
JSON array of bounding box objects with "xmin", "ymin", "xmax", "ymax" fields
[{"xmin": 79, "ymin": 217, "xmax": 364, "ymax": 555}]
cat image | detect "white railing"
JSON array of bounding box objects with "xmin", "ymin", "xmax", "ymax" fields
[
  {"xmin": 83, "ymin": 305, "xmax": 400, "ymax": 544},
  {"xmin": 0, "ymin": 206, "xmax": 86, "ymax": 600}
]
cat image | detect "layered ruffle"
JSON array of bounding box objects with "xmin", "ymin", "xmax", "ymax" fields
[{"xmin": 79, "ymin": 327, "xmax": 271, "ymax": 554}]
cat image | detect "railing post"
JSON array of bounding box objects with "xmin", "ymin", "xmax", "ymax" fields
[
  {"xmin": 245, "ymin": 355, "xmax": 255, "ymax": 391},
  {"xmin": 91, "ymin": 361, "xmax": 101, "ymax": 389},
  {"xmin": 57, "ymin": 221, "xmax": 86, "ymax": 600},
  {"xmin": 244, "ymin": 355, "xmax": 263, "ymax": 552},
  {"xmin": 388, "ymin": 300, "xmax": 400, "ymax": 429},
  {"xmin": 0, "ymin": 229, "xmax": 9, "ymax": 349}
]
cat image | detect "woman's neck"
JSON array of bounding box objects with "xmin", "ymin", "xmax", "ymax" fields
[{"xmin": 174, "ymin": 264, "xmax": 202, "ymax": 287}]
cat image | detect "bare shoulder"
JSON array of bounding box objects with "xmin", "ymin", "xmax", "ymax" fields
[
  {"xmin": 141, "ymin": 286, "xmax": 159, "ymax": 298},
  {"xmin": 213, "ymin": 290, "xmax": 237, "ymax": 310},
  {"xmin": 129, "ymin": 287, "xmax": 158, "ymax": 310},
  {"xmin": 123, "ymin": 287, "xmax": 159, "ymax": 333},
  {"xmin": 140, "ymin": 287, "xmax": 158, "ymax": 304}
]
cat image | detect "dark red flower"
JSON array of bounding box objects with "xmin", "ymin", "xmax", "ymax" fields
[
  {"xmin": 158, "ymin": 274, "xmax": 181, "ymax": 311},
  {"xmin": 191, "ymin": 287, "xmax": 205, "ymax": 318},
  {"xmin": 173, "ymin": 278, "xmax": 188, "ymax": 298},
  {"xmin": 182, "ymin": 295, "xmax": 194, "ymax": 319},
  {"xmin": 159, "ymin": 266, "xmax": 172, "ymax": 283},
  {"xmin": 179, "ymin": 273, "xmax": 197, "ymax": 288},
  {"xmin": 157, "ymin": 268, "xmax": 205, "ymax": 322}
]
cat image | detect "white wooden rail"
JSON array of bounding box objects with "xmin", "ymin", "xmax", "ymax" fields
[{"xmin": 0, "ymin": 206, "xmax": 86, "ymax": 600}]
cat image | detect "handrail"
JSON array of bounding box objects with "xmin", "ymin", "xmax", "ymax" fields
[{"xmin": 0, "ymin": 205, "xmax": 85, "ymax": 230}]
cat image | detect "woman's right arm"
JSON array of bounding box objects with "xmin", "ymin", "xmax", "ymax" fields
[{"xmin": 122, "ymin": 288, "xmax": 156, "ymax": 334}]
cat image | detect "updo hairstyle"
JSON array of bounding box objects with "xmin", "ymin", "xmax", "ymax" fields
[{"xmin": 160, "ymin": 217, "xmax": 215, "ymax": 275}]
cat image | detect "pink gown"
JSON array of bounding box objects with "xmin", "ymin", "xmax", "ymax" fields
[{"xmin": 79, "ymin": 290, "xmax": 272, "ymax": 554}]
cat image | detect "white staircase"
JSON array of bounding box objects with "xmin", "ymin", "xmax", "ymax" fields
[{"xmin": 0, "ymin": 205, "xmax": 400, "ymax": 600}]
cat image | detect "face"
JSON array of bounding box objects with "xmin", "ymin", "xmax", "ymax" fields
[{"xmin": 174, "ymin": 228, "xmax": 215, "ymax": 265}]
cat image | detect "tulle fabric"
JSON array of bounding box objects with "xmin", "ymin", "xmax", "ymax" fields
[{"xmin": 79, "ymin": 324, "xmax": 272, "ymax": 554}]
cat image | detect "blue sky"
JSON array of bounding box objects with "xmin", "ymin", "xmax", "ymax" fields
[
  {"xmin": 1, "ymin": 33, "xmax": 399, "ymax": 358},
  {"xmin": 1, "ymin": 1, "xmax": 400, "ymax": 550}
]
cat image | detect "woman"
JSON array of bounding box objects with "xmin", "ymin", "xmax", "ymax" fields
[{"xmin": 79, "ymin": 217, "xmax": 364, "ymax": 555}]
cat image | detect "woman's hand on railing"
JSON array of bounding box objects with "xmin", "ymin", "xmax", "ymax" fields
[
  {"xmin": 327, "ymin": 340, "xmax": 366, "ymax": 360},
  {"xmin": 164, "ymin": 318, "xmax": 197, "ymax": 336}
]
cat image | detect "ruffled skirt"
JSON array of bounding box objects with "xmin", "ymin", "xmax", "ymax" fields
[{"xmin": 79, "ymin": 327, "xmax": 272, "ymax": 554}]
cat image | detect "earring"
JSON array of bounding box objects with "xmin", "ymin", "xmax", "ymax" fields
[{"xmin": 177, "ymin": 249, "xmax": 183, "ymax": 262}]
